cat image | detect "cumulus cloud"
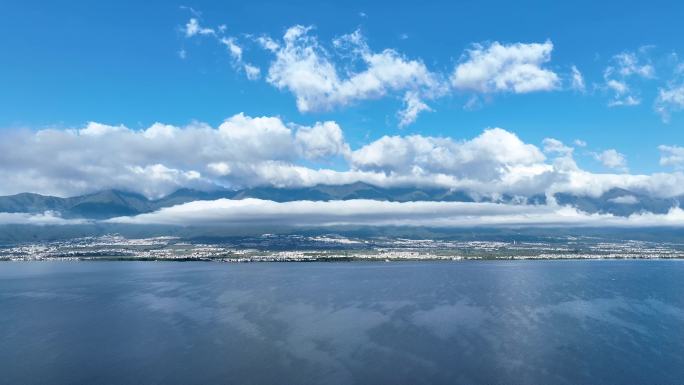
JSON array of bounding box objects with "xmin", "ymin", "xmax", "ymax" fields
[
  {"xmin": 5, "ymin": 116, "xmax": 684, "ymax": 202},
  {"xmin": 594, "ymin": 149, "xmax": 628, "ymax": 172},
  {"xmin": 659, "ymin": 145, "xmax": 684, "ymax": 169},
  {"xmin": 451, "ymin": 40, "xmax": 560, "ymax": 94},
  {"xmin": 350, "ymin": 128, "xmax": 546, "ymax": 180},
  {"xmin": 345, "ymin": 128, "xmax": 581, "ymax": 200},
  {"xmin": 294, "ymin": 121, "xmax": 350, "ymax": 159},
  {"xmin": 0, "ymin": 114, "xmax": 349, "ymax": 198},
  {"xmin": 350, "ymin": 128, "xmax": 549, "ymax": 188},
  {"xmin": 182, "ymin": 19, "xmax": 593, "ymax": 125},
  {"xmin": 264, "ymin": 26, "xmax": 442, "ymax": 116},
  {"xmin": 185, "ymin": 24, "xmax": 443, "ymax": 124},
  {"xmin": 107, "ymin": 198, "xmax": 684, "ymax": 228},
  {"xmin": 346, "ymin": 129, "xmax": 684, "ymax": 199},
  {"xmin": 181, "ymin": 16, "xmax": 684, "ymax": 125}
]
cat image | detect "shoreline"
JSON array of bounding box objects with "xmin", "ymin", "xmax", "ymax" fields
[{"xmin": 3, "ymin": 254, "xmax": 684, "ymax": 262}]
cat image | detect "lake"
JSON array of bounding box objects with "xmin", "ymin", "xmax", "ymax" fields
[{"xmin": 1, "ymin": 260, "xmax": 683, "ymax": 384}]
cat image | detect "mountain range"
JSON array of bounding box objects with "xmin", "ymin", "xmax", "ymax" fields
[{"xmin": 0, "ymin": 182, "xmax": 679, "ymax": 220}]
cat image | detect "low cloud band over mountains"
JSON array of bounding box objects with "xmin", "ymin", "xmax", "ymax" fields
[
  {"xmin": 3, "ymin": 112, "xmax": 684, "ymax": 228},
  {"xmin": 2, "ymin": 182, "xmax": 684, "ymax": 227}
]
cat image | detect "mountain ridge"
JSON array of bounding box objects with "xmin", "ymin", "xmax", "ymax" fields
[{"xmin": 0, "ymin": 183, "xmax": 680, "ymax": 219}]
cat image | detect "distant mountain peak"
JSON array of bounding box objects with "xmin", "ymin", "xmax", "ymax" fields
[{"xmin": 1, "ymin": 184, "xmax": 681, "ymax": 220}]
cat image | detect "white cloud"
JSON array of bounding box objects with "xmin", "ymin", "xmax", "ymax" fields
[
  {"xmin": 244, "ymin": 64, "xmax": 261, "ymax": 80},
  {"xmin": 659, "ymin": 145, "xmax": 684, "ymax": 169},
  {"xmin": 179, "ymin": 5, "xmax": 201, "ymax": 17},
  {"xmin": 603, "ymin": 50, "xmax": 654, "ymax": 107},
  {"xmin": 540, "ymin": 138, "xmax": 578, "ymax": 176},
  {"xmin": 610, "ymin": 95, "xmax": 641, "ymax": 107},
  {"xmin": 606, "ymin": 79, "xmax": 628, "ymax": 94},
  {"xmin": 220, "ymin": 37, "xmax": 242, "ymax": 61},
  {"xmin": 0, "ymin": 211, "xmax": 88, "ymax": 226},
  {"xmin": 594, "ymin": 149, "xmax": 628, "ymax": 172},
  {"xmin": 570, "ymin": 65, "xmax": 585, "ymax": 92},
  {"xmin": 256, "ymin": 35, "xmax": 279, "ymax": 52},
  {"xmin": 608, "ymin": 195, "xmax": 639, "ymax": 204},
  {"xmin": 348, "ymin": 128, "xmax": 559, "ymax": 199},
  {"xmin": 542, "ymin": 138, "xmax": 573, "ymax": 156},
  {"xmin": 294, "ymin": 121, "xmax": 350, "ymax": 159},
  {"xmin": 5, "ymin": 116, "xmax": 684, "ymax": 203},
  {"xmin": 184, "ymin": 18, "xmax": 263, "ymax": 83},
  {"xmin": 107, "ymin": 198, "xmax": 684, "ymax": 228},
  {"xmin": 397, "ymin": 91, "xmax": 432, "ymax": 127},
  {"xmin": 0, "ymin": 114, "xmax": 349, "ymax": 198},
  {"xmin": 185, "ymin": 22, "xmax": 589, "ymax": 124},
  {"xmin": 655, "ymin": 83, "xmax": 684, "ymax": 122},
  {"xmin": 351, "ymin": 128, "xmax": 545, "ymax": 177},
  {"xmin": 218, "ymin": 36, "xmax": 263, "ymax": 82},
  {"xmin": 207, "ymin": 162, "xmax": 232, "ymax": 176},
  {"xmin": 451, "ymin": 41, "xmax": 560, "ymax": 94},
  {"xmin": 129, "ymin": 164, "xmax": 201, "ymax": 184},
  {"xmin": 605, "ymin": 80, "xmax": 640, "ymax": 106},
  {"xmin": 573, "ymin": 139, "xmax": 587, "ymax": 147},
  {"xmin": 216, "ymin": 113, "xmax": 294, "ymax": 160},
  {"xmin": 611, "ymin": 52, "xmax": 655, "ymax": 78},
  {"xmin": 184, "ymin": 18, "xmax": 215, "ymax": 37},
  {"xmin": 263, "ymin": 26, "xmax": 443, "ymax": 122},
  {"xmin": 80, "ymin": 122, "xmax": 127, "ymax": 136},
  {"xmin": 181, "ymin": 19, "xmax": 674, "ymax": 125}
]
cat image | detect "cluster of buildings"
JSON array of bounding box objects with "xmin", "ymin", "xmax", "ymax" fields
[{"xmin": 1, "ymin": 234, "xmax": 682, "ymax": 262}]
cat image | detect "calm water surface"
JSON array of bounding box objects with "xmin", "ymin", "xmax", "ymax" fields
[{"xmin": 1, "ymin": 260, "xmax": 683, "ymax": 385}]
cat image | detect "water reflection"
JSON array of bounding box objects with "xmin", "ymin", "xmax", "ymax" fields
[{"xmin": 1, "ymin": 261, "xmax": 684, "ymax": 384}]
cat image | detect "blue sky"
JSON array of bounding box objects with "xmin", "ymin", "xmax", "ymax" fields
[{"xmin": 2, "ymin": 0, "xmax": 684, "ymax": 200}]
